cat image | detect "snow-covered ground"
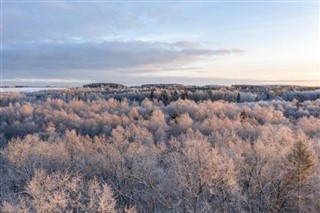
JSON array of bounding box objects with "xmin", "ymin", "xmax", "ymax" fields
[{"xmin": 0, "ymin": 87, "xmax": 65, "ymax": 93}]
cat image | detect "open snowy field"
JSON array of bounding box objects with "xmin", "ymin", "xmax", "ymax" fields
[{"xmin": 0, "ymin": 87, "xmax": 65, "ymax": 93}]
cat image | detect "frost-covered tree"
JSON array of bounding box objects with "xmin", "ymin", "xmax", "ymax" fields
[{"xmin": 1, "ymin": 170, "xmax": 117, "ymax": 213}]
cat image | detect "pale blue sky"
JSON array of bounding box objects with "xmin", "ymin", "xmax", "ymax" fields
[{"xmin": 1, "ymin": 1, "xmax": 319, "ymax": 86}]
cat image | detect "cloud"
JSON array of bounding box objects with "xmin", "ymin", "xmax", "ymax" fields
[
  {"xmin": 3, "ymin": 40, "xmax": 245, "ymax": 79},
  {"xmin": 173, "ymin": 41, "xmax": 203, "ymax": 49},
  {"xmin": 2, "ymin": 2, "xmax": 145, "ymax": 42}
]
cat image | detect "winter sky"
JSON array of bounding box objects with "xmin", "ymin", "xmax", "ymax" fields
[{"xmin": 1, "ymin": 1, "xmax": 319, "ymax": 86}]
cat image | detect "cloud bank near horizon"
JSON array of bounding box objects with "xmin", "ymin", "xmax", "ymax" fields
[{"xmin": 3, "ymin": 40, "xmax": 244, "ymax": 78}]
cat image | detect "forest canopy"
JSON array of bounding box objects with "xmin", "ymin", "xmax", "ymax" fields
[{"xmin": 0, "ymin": 85, "xmax": 319, "ymax": 212}]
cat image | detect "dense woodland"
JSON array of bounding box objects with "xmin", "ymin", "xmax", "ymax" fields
[{"xmin": 0, "ymin": 85, "xmax": 319, "ymax": 212}]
